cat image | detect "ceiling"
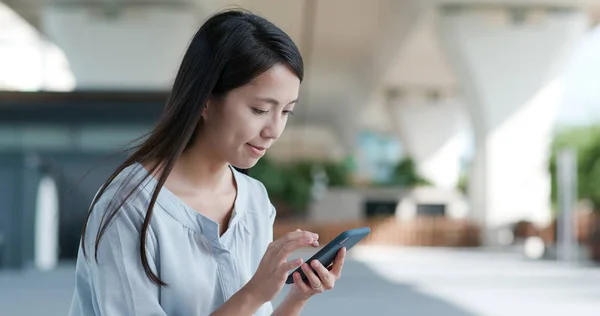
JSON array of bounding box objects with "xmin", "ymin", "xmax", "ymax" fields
[{"xmin": 3, "ymin": 0, "xmax": 600, "ymax": 144}]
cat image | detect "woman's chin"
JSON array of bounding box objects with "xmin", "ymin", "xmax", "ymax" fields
[{"xmin": 230, "ymin": 157, "xmax": 261, "ymax": 170}]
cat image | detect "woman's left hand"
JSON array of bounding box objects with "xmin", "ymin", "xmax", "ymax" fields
[{"xmin": 287, "ymin": 247, "xmax": 346, "ymax": 301}]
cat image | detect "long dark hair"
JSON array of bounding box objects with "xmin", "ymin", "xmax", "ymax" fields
[{"xmin": 80, "ymin": 9, "xmax": 303, "ymax": 286}]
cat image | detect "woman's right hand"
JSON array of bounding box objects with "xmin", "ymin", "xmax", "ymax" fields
[{"xmin": 245, "ymin": 230, "xmax": 319, "ymax": 304}]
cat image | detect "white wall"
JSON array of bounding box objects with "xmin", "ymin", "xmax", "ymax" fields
[
  {"xmin": 41, "ymin": 5, "xmax": 201, "ymax": 90},
  {"xmin": 309, "ymin": 187, "xmax": 405, "ymax": 222}
]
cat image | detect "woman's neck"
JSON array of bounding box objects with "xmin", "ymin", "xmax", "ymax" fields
[{"xmin": 166, "ymin": 140, "xmax": 233, "ymax": 197}]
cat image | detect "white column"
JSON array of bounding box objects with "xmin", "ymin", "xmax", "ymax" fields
[
  {"xmin": 438, "ymin": 5, "xmax": 587, "ymax": 244},
  {"xmin": 34, "ymin": 176, "xmax": 59, "ymax": 271},
  {"xmin": 388, "ymin": 92, "xmax": 469, "ymax": 189}
]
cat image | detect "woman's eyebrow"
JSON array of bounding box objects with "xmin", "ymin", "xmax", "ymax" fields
[{"xmin": 255, "ymin": 97, "xmax": 298, "ymax": 106}]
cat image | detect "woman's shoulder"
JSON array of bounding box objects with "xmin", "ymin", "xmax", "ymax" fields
[
  {"xmin": 87, "ymin": 163, "xmax": 154, "ymax": 232},
  {"xmin": 80, "ymin": 163, "xmax": 165, "ymax": 261},
  {"xmin": 96, "ymin": 163, "xmax": 152, "ymax": 205}
]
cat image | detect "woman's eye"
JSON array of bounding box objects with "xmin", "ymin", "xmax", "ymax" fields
[
  {"xmin": 283, "ymin": 110, "xmax": 295, "ymax": 116},
  {"xmin": 252, "ymin": 108, "xmax": 268, "ymax": 115}
]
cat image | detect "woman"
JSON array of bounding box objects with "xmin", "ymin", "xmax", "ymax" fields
[{"xmin": 68, "ymin": 9, "xmax": 346, "ymax": 316}]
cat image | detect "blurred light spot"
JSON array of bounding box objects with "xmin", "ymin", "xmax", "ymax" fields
[
  {"xmin": 524, "ymin": 236, "xmax": 545, "ymax": 260},
  {"xmin": 0, "ymin": 2, "xmax": 75, "ymax": 91},
  {"xmin": 497, "ymin": 228, "xmax": 514, "ymax": 246}
]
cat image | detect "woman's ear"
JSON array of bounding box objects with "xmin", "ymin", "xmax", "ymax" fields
[{"xmin": 201, "ymin": 100, "xmax": 210, "ymax": 121}]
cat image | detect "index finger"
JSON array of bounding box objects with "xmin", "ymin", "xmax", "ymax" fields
[
  {"xmin": 272, "ymin": 230, "xmax": 318, "ymax": 248},
  {"xmin": 274, "ymin": 232, "xmax": 318, "ymax": 262}
]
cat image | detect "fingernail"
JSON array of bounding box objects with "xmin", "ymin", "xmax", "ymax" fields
[
  {"xmin": 313, "ymin": 233, "xmax": 319, "ymax": 239},
  {"xmin": 311, "ymin": 260, "xmax": 319, "ymax": 267},
  {"xmin": 314, "ymin": 241, "xmax": 320, "ymax": 246}
]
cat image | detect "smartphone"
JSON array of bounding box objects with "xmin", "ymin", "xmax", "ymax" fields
[{"xmin": 285, "ymin": 226, "xmax": 371, "ymax": 284}]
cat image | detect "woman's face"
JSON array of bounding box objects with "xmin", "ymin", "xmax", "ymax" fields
[{"xmin": 199, "ymin": 63, "xmax": 301, "ymax": 169}]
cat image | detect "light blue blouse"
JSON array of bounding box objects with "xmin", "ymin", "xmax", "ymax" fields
[{"xmin": 69, "ymin": 163, "xmax": 275, "ymax": 315}]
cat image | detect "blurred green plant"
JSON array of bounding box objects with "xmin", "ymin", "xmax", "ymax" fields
[
  {"xmin": 380, "ymin": 156, "xmax": 432, "ymax": 187},
  {"xmin": 248, "ymin": 156, "xmax": 352, "ymax": 217},
  {"xmin": 549, "ymin": 125, "xmax": 600, "ymax": 212}
]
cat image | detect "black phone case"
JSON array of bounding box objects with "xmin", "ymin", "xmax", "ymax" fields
[{"xmin": 285, "ymin": 226, "xmax": 370, "ymax": 284}]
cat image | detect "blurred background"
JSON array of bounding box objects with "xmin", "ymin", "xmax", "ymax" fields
[{"xmin": 2, "ymin": 0, "xmax": 600, "ymax": 315}]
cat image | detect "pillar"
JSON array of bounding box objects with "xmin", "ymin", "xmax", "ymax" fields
[{"xmin": 438, "ymin": 4, "xmax": 588, "ymax": 244}]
